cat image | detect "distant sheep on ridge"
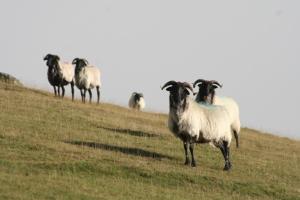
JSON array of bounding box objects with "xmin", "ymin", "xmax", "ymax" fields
[{"xmin": 128, "ymin": 92, "xmax": 145, "ymax": 111}]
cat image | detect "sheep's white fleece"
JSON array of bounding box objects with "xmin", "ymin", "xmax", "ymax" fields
[
  {"xmin": 168, "ymin": 97, "xmax": 232, "ymax": 146},
  {"xmin": 128, "ymin": 94, "xmax": 145, "ymax": 110},
  {"xmin": 75, "ymin": 65, "xmax": 101, "ymax": 89},
  {"xmin": 58, "ymin": 62, "xmax": 74, "ymax": 83},
  {"xmin": 213, "ymin": 96, "xmax": 240, "ymax": 134}
]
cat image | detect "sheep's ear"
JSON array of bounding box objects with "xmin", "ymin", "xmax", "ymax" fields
[{"xmin": 212, "ymin": 85, "xmax": 219, "ymax": 89}]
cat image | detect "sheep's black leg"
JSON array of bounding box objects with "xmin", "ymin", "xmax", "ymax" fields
[
  {"xmin": 61, "ymin": 86, "xmax": 65, "ymax": 98},
  {"xmin": 233, "ymin": 130, "xmax": 239, "ymax": 148},
  {"xmin": 53, "ymin": 86, "xmax": 57, "ymax": 96},
  {"xmin": 190, "ymin": 143, "xmax": 196, "ymax": 167},
  {"xmin": 88, "ymin": 89, "xmax": 92, "ymax": 103},
  {"xmin": 96, "ymin": 86, "xmax": 100, "ymax": 104},
  {"xmin": 80, "ymin": 89, "xmax": 84, "ymax": 102},
  {"xmin": 220, "ymin": 141, "xmax": 231, "ymax": 171},
  {"xmin": 83, "ymin": 89, "xmax": 87, "ymax": 103},
  {"xmin": 57, "ymin": 86, "xmax": 61, "ymax": 97},
  {"xmin": 219, "ymin": 143, "xmax": 226, "ymax": 160},
  {"xmin": 184, "ymin": 142, "xmax": 190, "ymax": 165},
  {"xmin": 71, "ymin": 81, "xmax": 74, "ymax": 101}
]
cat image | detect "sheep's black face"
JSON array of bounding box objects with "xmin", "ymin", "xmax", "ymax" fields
[
  {"xmin": 167, "ymin": 84, "xmax": 190, "ymax": 110},
  {"xmin": 162, "ymin": 81, "xmax": 193, "ymax": 111},
  {"xmin": 134, "ymin": 93, "xmax": 143, "ymax": 103},
  {"xmin": 44, "ymin": 54, "xmax": 60, "ymax": 69},
  {"xmin": 196, "ymin": 82, "xmax": 216, "ymax": 103},
  {"xmin": 73, "ymin": 58, "xmax": 88, "ymax": 74}
]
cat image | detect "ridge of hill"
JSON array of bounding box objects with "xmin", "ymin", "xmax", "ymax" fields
[{"xmin": 0, "ymin": 82, "xmax": 299, "ymax": 200}]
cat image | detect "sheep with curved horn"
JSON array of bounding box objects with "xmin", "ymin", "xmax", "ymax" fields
[
  {"xmin": 193, "ymin": 78, "xmax": 240, "ymax": 148},
  {"xmin": 43, "ymin": 54, "xmax": 75, "ymax": 100},
  {"xmin": 72, "ymin": 58, "xmax": 101, "ymax": 104}
]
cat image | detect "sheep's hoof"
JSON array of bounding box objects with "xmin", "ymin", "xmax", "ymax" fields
[
  {"xmin": 223, "ymin": 162, "xmax": 232, "ymax": 171},
  {"xmin": 184, "ymin": 159, "xmax": 190, "ymax": 165},
  {"xmin": 191, "ymin": 161, "xmax": 197, "ymax": 167}
]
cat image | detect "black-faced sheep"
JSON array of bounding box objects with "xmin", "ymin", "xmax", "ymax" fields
[
  {"xmin": 72, "ymin": 58, "xmax": 101, "ymax": 104},
  {"xmin": 128, "ymin": 92, "xmax": 145, "ymax": 111},
  {"xmin": 43, "ymin": 54, "xmax": 75, "ymax": 100},
  {"xmin": 193, "ymin": 79, "xmax": 241, "ymax": 148}
]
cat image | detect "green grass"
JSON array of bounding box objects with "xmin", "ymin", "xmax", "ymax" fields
[{"xmin": 0, "ymin": 82, "xmax": 299, "ymax": 200}]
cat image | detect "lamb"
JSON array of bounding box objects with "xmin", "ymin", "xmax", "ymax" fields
[
  {"xmin": 43, "ymin": 54, "xmax": 75, "ymax": 100},
  {"xmin": 162, "ymin": 81, "xmax": 233, "ymax": 170},
  {"xmin": 193, "ymin": 79, "xmax": 241, "ymax": 148},
  {"xmin": 128, "ymin": 92, "xmax": 145, "ymax": 111},
  {"xmin": 72, "ymin": 58, "xmax": 101, "ymax": 104}
]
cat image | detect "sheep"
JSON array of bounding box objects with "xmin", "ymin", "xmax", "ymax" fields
[
  {"xmin": 162, "ymin": 81, "xmax": 233, "ymax": 170},
  {"xmin": 72, "ymin": 58, "xmax": 101, "ymax": 104},
  {"xmin": 193, "ymin": 79, "xmax": 241, "ymax": 148},
  {"xmin": 43, "ymin": 54, "xmax": 75, "ymax": 100},
  {"xmin": 128, "ymin": 92, "xmax": 145, "ymax": 111}
]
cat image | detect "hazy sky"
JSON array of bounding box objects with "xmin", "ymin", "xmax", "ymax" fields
[{"xmin": 1, "ymin": 0, "xmax": 299, "ymax": 139}]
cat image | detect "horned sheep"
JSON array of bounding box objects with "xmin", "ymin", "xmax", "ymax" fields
[
  {"xmin": 43, "ymin": 54, "xmax": 75, "ymax": 100},
  {"xmin": 193, "ymin": 79, "xmax": 241, "ymax": 148},
  {"xmin": 72, "ymin": 58, "xmax": 101, "ymax": 104}
]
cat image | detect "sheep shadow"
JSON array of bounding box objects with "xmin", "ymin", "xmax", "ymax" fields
[
  {"xmin": 66, "ymin": 140, "xmax": 173, "ymax": 160},
  {"xmin": 97, "ymin": 126, "xmax": 157, "ymax": 138}
]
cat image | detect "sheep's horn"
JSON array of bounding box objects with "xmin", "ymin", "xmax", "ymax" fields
[
  {"xmin": 182, "ymin": 82, "xmax": 194, "ymax": 94},
  {"xmin": 83, "ymin": 59, "xmax": 89, "ymax": 65},
  {"xmin": 210, "ymin": 80, "xmax": 222, "ymax": 88},
  {"xmin": 193, "ymin": 79, "xmax": 208, "ymax": 88},
  {"xmin": 161, "ymin": 81, "xmax": 177, "ymax": 90},
  {"xmin": 43, "ymin": 54, "xmax": 51, "ymax": 60},
  {"xmin": 72, "ymin": 58, "xmax": 79, "ymax": 65}
]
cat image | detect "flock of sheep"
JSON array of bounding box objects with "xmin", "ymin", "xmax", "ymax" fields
[
  {"xmin": 44, "ymin": 53, "xmax": 240, "ymax": 171},
  {"xmin": 44, "ymin": 53, "xmax": 144, "ymax": 109}
]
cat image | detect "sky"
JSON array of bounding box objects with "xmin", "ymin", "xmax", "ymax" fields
[{"xmin": 0, "ymin": 0, "xmax": 299, "ymax": 139}]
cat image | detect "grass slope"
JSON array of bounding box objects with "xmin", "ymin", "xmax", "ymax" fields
[{"xmin": 0, "ymin": 82, "xmax": 299, "ymax": 200}]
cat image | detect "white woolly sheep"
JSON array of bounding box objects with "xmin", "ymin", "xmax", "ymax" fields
[
  {"xmin": 72, "ymin": 58, "xmax": 101, "ymax": 104},
  {"xmin": 128, "ymin": 92, "xmax": 145, "ymax": 111},
  {"xmin": 43, "ymin": 54, "xmax": 75, "ymax": 100},
  {"xmin": 193, "ymin": 79, "xmax": 241, "ymax": 148},
  {"xmin": 162, "ymin": 81, "xmax": 233, "ymax": 170}
]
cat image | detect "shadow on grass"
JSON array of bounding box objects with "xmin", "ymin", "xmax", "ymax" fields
[
  {"xmin": 66, "ymin": 140, "xmax": 173, "ymax": 160},
  {"xmin": 97, "ymin": 126, "xmax": 158, "ymax": 138}
]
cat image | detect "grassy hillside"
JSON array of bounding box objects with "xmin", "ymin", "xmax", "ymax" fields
[{"xmin": 0, "ymin": 82, "xmax": 299, "ymax": 200}]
